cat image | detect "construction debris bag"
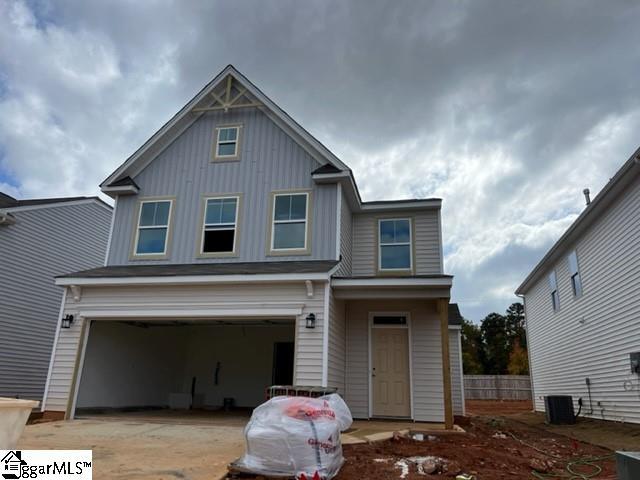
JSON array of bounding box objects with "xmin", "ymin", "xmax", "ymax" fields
[{"xmin": 234, "ymin": 394, "xmax": 353, "ymax": 479}]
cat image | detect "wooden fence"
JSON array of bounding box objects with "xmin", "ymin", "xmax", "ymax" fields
[{"xmin": 464, "ymin": 375, "xmax": 532, "ymax": 400}]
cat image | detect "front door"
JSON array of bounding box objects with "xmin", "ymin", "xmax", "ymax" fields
[{"xmin": 372, "ymin": 323, "xmax": 411, "ymax": 417}]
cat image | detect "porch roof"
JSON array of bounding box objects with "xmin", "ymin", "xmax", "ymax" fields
[{"xmin": 330, "ymin": 275, "xmax": 452, "ymax": 300}]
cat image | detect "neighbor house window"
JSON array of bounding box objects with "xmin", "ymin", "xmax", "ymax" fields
[
  {"xmin": 134, "ymin": 200, "xmax": 172, "ymax": 256},
  {"xmin": 270, "ymin": 192, "xmax": 309, "ymax": 252},
  {"xmin": 568, "ymin": 250, "xmax": 583, "ymax": 298},
  {"xmin": 200, "ymin": 196, "xmax": 239, "ymax": 255},
  {"xmin": 548, "ymin": 270, "xmax": 560, "ymax": 311},
  {"xmin": 213, "ymin": 125, "xmax": 241, "ymax": 159},
  {"xmin": 378, "ymin": 218, "xmax": 412, "ymax": 271}
]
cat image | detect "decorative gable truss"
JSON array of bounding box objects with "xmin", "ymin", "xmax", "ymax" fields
[{"xmin": 192, "ymin": 75, "xmax": 263, "ymax": 114}]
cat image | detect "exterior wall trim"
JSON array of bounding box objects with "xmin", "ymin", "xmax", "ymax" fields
[
  {"xmin": 321, "ymin": 282, "xmax": 330, "ymax": 387},
  {"xmin": 40, "ymin": 287, "xmax": 67, "ymax": 412},
  {"xmin": 1, "ymin": 198, "xmax": 112, "ymax": 214},
  {"xmin": 332, "ymin": 277, "xmax": 452, "ymax": 287},
  {"xmin": 57, "ymin": 272, "xmax": 332, "ymax": 286}
]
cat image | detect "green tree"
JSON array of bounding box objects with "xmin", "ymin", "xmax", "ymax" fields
[
  {"xmin": 480, "ymin": 312, "xmax": 510, "ymax": 374},
  {"xmin": 461, "ymin": 318, "xmax": 484, "ymax": 374},
  {"xmin": 505, "ymin": 302, "xmax": 526, "ymax": 349}
]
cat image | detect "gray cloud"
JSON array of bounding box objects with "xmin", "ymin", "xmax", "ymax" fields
[{"xmin": 2, "ymin": 0, "xmax": 639, "ymax": 320}]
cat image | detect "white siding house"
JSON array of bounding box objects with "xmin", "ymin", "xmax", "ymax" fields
[
  {"xmin": 42, "ymin": 65, "xmax": 463, "ymax": 426},
  {"xmin": 516, "ymin": 150, "xmax": 640, "ymax": 424},
  {"xmin": 0, "ymin": 195, "xmax": 112, "ymax": 401}
]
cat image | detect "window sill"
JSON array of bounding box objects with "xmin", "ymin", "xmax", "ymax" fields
[
  {"xmin": 267, "ymin": 249, "xmax": 311, "ymax": 257},
  {"xmin": 196, "ymin": 251, "xmax": 238, "ymax": 259},
  {"xmin": 129, "ymin": 253, "xmax": 170, "ymax": 261},
  {"xmin": 210, "ymin": 156, "xmax": 241, "ymax": 163}
]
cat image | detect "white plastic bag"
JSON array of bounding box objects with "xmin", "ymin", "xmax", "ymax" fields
[{"xmin": 234, "ymin": 394, "xmax": 353, "ymax": 479}]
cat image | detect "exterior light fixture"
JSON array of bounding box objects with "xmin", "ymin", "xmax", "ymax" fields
[
  {"xmin": 61, "ymin": 314, "xmax": 74, "ymax": 329},
  {"xmin": 305, "ymin": 313, "xmax": 316, "ymax": 329}
]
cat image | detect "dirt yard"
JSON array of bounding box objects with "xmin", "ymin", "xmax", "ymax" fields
[{"xmin": 337, "ymin": 415, "xmax": 617, "ymax": 479}]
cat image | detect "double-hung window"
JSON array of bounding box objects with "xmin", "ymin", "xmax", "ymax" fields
[
  {"xmin": 134, "ymin": 200, "xmax": 172, "ymax": 256},
  {"xmin": 378, "ymin": 218, "xmax": 412, "ymax": 271},
  {"xmin": 568, "ymin": 251, "xmax": 583, "ymax": 298},
  {"xmin": 200, "ymin": 196, "xmax": 239, "ymax": 255},
  {"xmin": 213, "ymin": 125, "xmax": 241, "ymax": 160},
  {"xmin": 548, "ymin": 270, "xmax": 560, "ymax": 311},
  {"xmin": 270, "ymin": 192, "xmax": 309, "ymax": 252}
]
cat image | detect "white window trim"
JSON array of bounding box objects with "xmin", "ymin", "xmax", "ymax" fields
[
  {"xmin": 568, "ymin": 250, "xmax": 583, "ymax": 298},
  {"xmin": 133, "ymin": 199, "xmax": 173, "ymax": 257},
  {"xmin": 200, "ymin": 195, "xmax": 240, "ymax": 256},
  {"xmin": 378, "ymin": 218, "xmax": 413, "ymax": 271},
  {"xmin": 270, "ymin": 192, "xmax": 310, "ymax": 252},
  {"xmin": 214, "ymin": 125, "xmax": 241, "ymax": 159},
  {"xmin": 548, "ymin": 270, "xmax": 560, "ymax": 311}
]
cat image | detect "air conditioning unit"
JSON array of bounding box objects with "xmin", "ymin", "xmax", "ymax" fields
[
  {"xmin": 616, "ymin": 452, "xmax": 640, "ymax": 480},
  {"xmin": 544, "ymin": 396, "xmax": 575, "ymax": 424}
]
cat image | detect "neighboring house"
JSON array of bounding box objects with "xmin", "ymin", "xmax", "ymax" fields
[
  {"xmin": 42, "ymin": 65, "xmax": 463, "ymax": 426},
  {"xmin": 516, "ymin": 150, "xmax": 640, "ymax": 424},
  {"xmin": 0, "ymin": 193, "xmax": 112, "ymax": 401}
]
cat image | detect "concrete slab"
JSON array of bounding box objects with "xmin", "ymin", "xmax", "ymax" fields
[{"xmin": 19, "ymin": 418, "xmax": 245, "ymax": 480}]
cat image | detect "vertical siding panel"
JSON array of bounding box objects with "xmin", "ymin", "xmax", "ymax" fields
[
  {"xmin": 327, "ymin": 292, "xmax": 346, "ymax": 393},
  {"xmin": 524, "ymin": 174, "xmax": 640, "ymax": 424},
  {"xmin": 107, "ymin": 109, "xmax": 337, "ymax": 265},
  {"xmin": 0, "ymin": 202, "xmax": 111, "ymax": 400},
  {"xmin": 449, "ymin": 329, "xmax": 464, "ymax": 415}
]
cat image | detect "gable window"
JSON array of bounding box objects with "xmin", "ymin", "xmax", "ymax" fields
[
  {"xmin": 378, "ymin": 218, "xmax": 412, "ymax": 271},
  {"xmin": 213, "ymin": 125, "xmax": 241, "ymax": 160},
  {"xmin": 134, "ymin": 200, "xmax": 172, "ymax": 256},
  {"xmin": 568, "ymin": 250, "xmax": 583, "ymax": 298},
  {"xmin": 548, "ymin": 270, "xmax": 560, "ymax": 311},
  {"xmin": 270, "ymin": 192, "xmax": 309, "ymax": 252},
  {"xmin": 200, "ymin": 196, "xmax": 239, "ymax": 255}
]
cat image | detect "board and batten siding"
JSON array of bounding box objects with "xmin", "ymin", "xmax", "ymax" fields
[
  {"xmin": 335, "ymin": 189, "xmax": 353, "ymax": 276},
  {"xmin": 327, "ymin": 292, "xmax": 346, "ymax": 393},
  {"xmin": 351, "ymin": 210, "xmax": 442, "ymax": 276},
  {"xmin": 0, "ymin": 202, "xmax": 111, "ymax": 401},
  {"xmin": 344, "ymin": 299, "xmax": 445, "ymax": 422},
  {"xmin": 107, "ymin": 108, "xmax": 336, "ymax": 265},
  {"xmin": 524, "ymin": 173, "xmax": 640, "ymax": 424},
  {"xmin": 44, "ymin": 281, "xmax": 326, "ymax": 413},
  {"xmin": 449, "ymin": 328, "xmax": 464, "ymax": 415}
]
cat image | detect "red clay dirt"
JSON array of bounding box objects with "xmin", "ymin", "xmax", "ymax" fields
[{"xmin": 336, "ymin": 416, "xmax": 616, "ymax": 479}]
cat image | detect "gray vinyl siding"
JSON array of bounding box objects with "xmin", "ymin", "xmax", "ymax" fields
[
  {"xmin": 523, "ymin": 173, "xmax": 640, "ymax": 424},
  {"xmin": 0, "ymin": 202, "xmax": 111, "ymax": 400},
  {"xmin": 344, "ymin": 299, "xmax": 444, "ymax": 422},
  {"xmin": 351, "ymin": 209, "xmax": 442, "ymax": 276},
  {"xmin": 44, "ymin": 281, "xmax": 326, "ymax": 412},
  {"xmin": 327, "ymin": 291, "xmax": 346, "ymax": 393},
  {"xmin": 336, "ymin": 190, "xmax": 353, "ymax": 276},
  {"xmin": 449, "ymin": 329, "xmax": 464, "ymax": 416},
  {"xmin": 107, "ymin": 108, "xmax": 336, "ymax": 265}
]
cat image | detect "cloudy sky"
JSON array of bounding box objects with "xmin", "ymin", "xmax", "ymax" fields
[{"xmin": 1, "ymin": 0, "xmax": 639, "ymax": 321}]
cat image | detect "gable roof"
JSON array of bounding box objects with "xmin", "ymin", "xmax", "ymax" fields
[
  {"xmin": 448, "ymin": 303, "xmax": 464, "ymax": 326},
  {"xmin": 516, "ymin": 146, "xmax": 640, "ymax": 295},
  {"xmin": 101, "ymin": 65, "xmax": 349, "ymax": 193}
]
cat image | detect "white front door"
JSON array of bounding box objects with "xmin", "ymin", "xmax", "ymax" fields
[{"xmin": 371, "ymin": 318, "xmax": 411, "ymax": 417}]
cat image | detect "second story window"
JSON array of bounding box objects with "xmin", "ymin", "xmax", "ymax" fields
[
  {"xmin": 568, "ymin": 250, "xmax": 583, "ymax": 298},
  {"xmin": 213, "ymin": 125, "xmax": 241, "ymax": 160},
  {"xmin": 200, "ymin": 196, "xmax": 239, "ymax": 255},
  {"xmin": 379, "ymin": 218, "xmax": 412, "ymax": 271},
  {"xmin": 270, "ymin": 192, "xmax": 309, "ymax": 253},
  {"xmin": 134, "ymin": 199, "xmax": 172, "ymax": 257},
  {"xmin": 548, "ymin": 270, "xmax": 560, "ymax": 311}
]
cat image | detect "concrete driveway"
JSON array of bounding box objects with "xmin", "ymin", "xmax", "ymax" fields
[{"xmin": 19, "ymin": 415, "xmax": 247, "ymax": 480}]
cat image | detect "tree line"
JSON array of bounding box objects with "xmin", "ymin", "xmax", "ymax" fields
[{"xmin": 461, "ymin": 302, "xmax": 529, "ymax": 375}]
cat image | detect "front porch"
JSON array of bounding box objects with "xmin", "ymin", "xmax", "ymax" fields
[{"xmin": 330, "ymin": 275, "xmax": 458, "ymax": 428}]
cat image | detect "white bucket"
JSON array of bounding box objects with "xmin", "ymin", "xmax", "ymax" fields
[{"xmin": 0, "ymin": 397, "xmax": 40, "ymax": 449}]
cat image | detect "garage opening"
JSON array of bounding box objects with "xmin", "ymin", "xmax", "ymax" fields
[{"xmin": 75, "ymin": 319, "xmax": 295, "ymax": 418}]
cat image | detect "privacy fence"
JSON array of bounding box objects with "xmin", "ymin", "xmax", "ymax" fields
[{"xmin": 464, "ymin": 375, "xmax": 532, "ymax": 400}]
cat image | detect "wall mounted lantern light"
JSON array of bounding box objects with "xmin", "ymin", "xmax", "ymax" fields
[
  {"xmin": 305, "ymin": 313, "xmax": 316, "ymax": 329},
  {"xmin": 61, "ymin": 314, "xmax": 75, "ymax": 329}
]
